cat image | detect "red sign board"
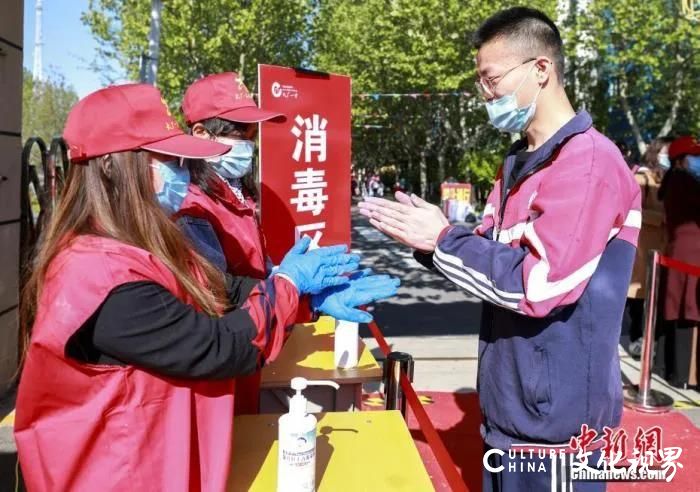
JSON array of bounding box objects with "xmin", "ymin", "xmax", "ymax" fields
[{"xmin": 258, "ymin": 64, "xmax": 352, "ymax": 264}]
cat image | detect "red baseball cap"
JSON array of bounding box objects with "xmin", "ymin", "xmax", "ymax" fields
[
  {"xmin": 182, "ymin": 72, "xmax": 284, "ymax": 126},
  {"xmin": 669, "ymin": 136, "xmax": 700, "ymax": 160},
  {"xmin": 63, "ymin": 83, "xmax": 230, "ymax": 162}
]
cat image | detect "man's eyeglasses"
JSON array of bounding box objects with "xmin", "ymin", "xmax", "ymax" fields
[{"xmin": 475, "ymin": 58, "xmax": 537, "ymax": 99}]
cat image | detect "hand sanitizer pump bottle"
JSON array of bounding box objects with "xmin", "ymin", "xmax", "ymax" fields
[{"xmin": 277, "ymin": 377, "xmax": 339, "ymax": 492}]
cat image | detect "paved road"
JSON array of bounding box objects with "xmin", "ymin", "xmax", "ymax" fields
[{"xmin": 352, "ymin": 210, "xmax": 482, "ymax": 338}]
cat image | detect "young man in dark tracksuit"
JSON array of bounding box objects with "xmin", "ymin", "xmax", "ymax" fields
[{"xmin": 359, "ymin": 8, "xmax": 641, "ymax": 492}]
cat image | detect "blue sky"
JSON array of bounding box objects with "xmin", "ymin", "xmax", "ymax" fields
[{"xmin": 23, "ymin": 0, "xmax": 125, "ymax": 98}]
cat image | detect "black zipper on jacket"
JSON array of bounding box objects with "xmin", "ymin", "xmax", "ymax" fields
[{"xmin": 497, "ymin": 166, "xmax": 540, "ymax": 232}]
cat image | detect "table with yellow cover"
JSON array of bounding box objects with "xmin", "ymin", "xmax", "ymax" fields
[
  {"xmin": 259, "ymin": 317, "xmax": 382, "ymax": 413},
  {"xmin": 229, "ymin": 410, "xmax": 434, "ymax": 491}
]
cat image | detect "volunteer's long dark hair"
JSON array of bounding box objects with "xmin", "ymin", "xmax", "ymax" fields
[
  {"xmin": 20, "ymin": 151, "xmax": 227, "ymax": 348},
  {"xmin": 186, "ymin": 117, "xmax": 258, "ymax": 201}
]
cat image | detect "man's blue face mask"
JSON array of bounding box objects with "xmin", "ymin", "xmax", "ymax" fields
[
  {"xmin": 151, "ymin": 159, "xmax": 190, "ymax": 216},
  {"xmin": 484, "ymin": 62, "xmax": 543, "ymax": 134}
]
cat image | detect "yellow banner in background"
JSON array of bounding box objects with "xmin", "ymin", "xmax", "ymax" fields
[{"xmin": 441, "ymin": 183, "xmax": 471, "ymax": 203}]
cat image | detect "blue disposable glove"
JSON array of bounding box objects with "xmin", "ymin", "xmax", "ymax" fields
[
  {"xmin": 275, "ymin": 236, "xmax": 360, "ymax": 295},
  {"xmin": 311, "ymin": 269, "xmax": 401, "ymax": 323}
]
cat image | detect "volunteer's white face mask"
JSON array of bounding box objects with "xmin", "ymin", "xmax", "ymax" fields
[{"xmin": 206, "ymin": 138, "xmax": 255, "ymax": 179}]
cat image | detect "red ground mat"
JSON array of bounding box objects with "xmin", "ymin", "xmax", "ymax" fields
[{"xmin": 363, "ymin": 391, "xmax": 700, "ymax": 491}]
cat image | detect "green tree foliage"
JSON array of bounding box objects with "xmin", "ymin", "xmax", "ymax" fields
[
  {"xmin": 82, "ymin": 0, "xmax": 699, "ymax": 202},
  {"xmin": 22, "ymin": 69, "xmax": 78, "ymax": 211},
  {"xmin": 22, "ymin": 69, "xmax": 79, "ymax": 144},
  {"xmin": 562, "ymin": 0, "xmax": 699, "ymax": 155},
  {"xmin": 313, "ymin": 0, "xmax": 553, "ymax": 199},
  {"xmin": 82, "ymin": 0, "xmax": 314, "ymax": 111}
]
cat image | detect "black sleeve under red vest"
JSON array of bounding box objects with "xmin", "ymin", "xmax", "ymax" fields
[{"xmin": 66, "ymin": 277, "xmax": 298, "ymax": 379}]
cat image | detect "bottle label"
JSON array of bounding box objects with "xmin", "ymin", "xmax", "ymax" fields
[{"xmin": 278, "ymin": 428, "xmax": 316, "ymax": 491}]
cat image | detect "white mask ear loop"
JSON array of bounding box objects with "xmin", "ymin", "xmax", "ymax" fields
[
  {"xmin": 513, "ymin": 60, "xmax": 538, "ymax": 95},
  {"xmin": 523, "ymin": 62, "xmax": 547, "ymax": 131},
  {"xmin": 531, "ymin": 83, "xmax": 544, "ymax": 106},
  {"xmin": 521, "ymin": 61, "xmax": 547, "ymax": 107}
]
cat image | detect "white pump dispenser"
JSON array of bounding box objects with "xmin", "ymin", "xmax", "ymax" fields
[{"xmin": 277, "ymin": 377, "xmax": 339, "ymax": 492}]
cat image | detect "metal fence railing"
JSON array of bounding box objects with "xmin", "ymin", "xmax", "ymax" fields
[{"xmin": 19, "ymin": 136, "xmax": 69, "ymax": 269}]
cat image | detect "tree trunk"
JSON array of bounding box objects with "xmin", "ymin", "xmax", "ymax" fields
[
  {"xmin": 419, "ymin": 146, "xmax": 429, "ymax": 199},
  {"xmin": 437, "ymin": 105, "xmax": 448, "ymax": 184},
  {"xmin": 141, "ymin": 0, "xmax": 162, "ymax": 85},
  {"xmin": 657, "ymin": 66, "xmax": 684, "ymax": 138},
  {"xmin": 619, "ymin": 74, "xmax": 647, "ymax": 156},
  {"xmin": 437, "ymin": 147, "xmax": 446, "ymax": 184},
  {"xmin": 238, "ymin": 52, "xmax": 246, "ymax": 81}
]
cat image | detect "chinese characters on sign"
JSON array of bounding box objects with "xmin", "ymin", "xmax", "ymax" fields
[
  {"xmin": 258, "ymin": 65, "xmax": 351, "ymax": 264},
  {"xmin": 292, "ymin": 114, "xmax": 328, "ymax": 163},
  {"xmin": 289, "ymin": 115, "xmax": 330, "ymax": 241}
]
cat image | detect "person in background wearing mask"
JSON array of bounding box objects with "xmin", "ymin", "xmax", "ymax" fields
[
  {"xmin": 658, "ymin": 136, "xmax": 700, "ymax": 389},
  {"xmin": 358, "ymin": 7, "xmax": 641, "ymax": 490},
  {"xmin": 177, "ymin": 72, "xmax": 397, "ymax": 415},
  {"xmin": 14, "ymin": 84, "xmax": 387, "ymax": 491},
  {"xmin": 626, "ymin": 137, "xmax": 673, "ymax": 359}
]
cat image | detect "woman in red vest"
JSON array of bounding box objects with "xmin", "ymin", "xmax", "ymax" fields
[
  {"xmin": 177, "ymin": 72, "xmax": 385, "ymax": 414},
  {"xmin": 178, "ymin": 72, "xmax": 284, "ymax": 281},
  {"xmin": 14, "ymin": 83, "xmax": 383, "ymax": 491}
]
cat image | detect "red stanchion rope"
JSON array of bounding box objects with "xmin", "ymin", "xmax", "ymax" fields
[
  {"xmin": 657, "ymin": 255, "xmax": 700, "ymax": 278},
  {"xmin": 368, "ymin": 320, "xmax": 469, "ymax": 492}
]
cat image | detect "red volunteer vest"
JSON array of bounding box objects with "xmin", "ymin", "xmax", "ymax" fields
[
  {"xmin": 177, "ymin": 183, "xmax": 268, "ymax": 278},
  {"xmin": 177, "ymin": 184, "xmax": 269, "ymax": 415},
  {"xmin": 176, "ymin": 183, "xmax": 313, "ymax": 415},
  {"xmin": 15, "ymin": 235, "xmax": 235, "ymax": 492}
]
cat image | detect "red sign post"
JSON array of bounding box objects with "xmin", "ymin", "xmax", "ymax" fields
[{"xmin": 258, "ymin": 64, "xmax": 352, "ymax": 264}]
